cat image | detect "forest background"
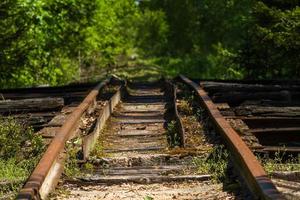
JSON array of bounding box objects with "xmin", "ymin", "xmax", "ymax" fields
[{"xmin": 1, "ymin": 0, "xmax": 299, "ymax": 88}]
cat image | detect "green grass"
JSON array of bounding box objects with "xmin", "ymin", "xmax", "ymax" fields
[
  {"xmin": 0, "ymin": 158, "xmax": 35, "ymax": 197},
  {"xmin": 64, "ymin": 139, "xmax": 82, "ymax": 178},
  {"xmin": 166, "ymin": 120, "xmax": 181, "ymax": 147},
  {"xmin": 0, "ymin": 117, "xmax": 44, "ymax": 197},
  {"xmin": 259, "ymin": 151, "xmax": 300, "ymax": 174},
  {"xmin": 144, "ymin": 195, "xmax": 154, "ymax": 200},
  {"xmin": 193, "ymin": 145, "xmax": 229, "ymax": 183}
]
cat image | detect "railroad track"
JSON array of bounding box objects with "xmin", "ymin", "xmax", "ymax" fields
[{"xmin": 0, "ymin": 76, "xmax": 299, "ymax": 199}]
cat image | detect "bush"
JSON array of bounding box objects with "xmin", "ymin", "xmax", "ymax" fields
[
  {"xmin": 136, "ymin": 9, "xmax": 169, "ymax": 55},
  {"xmin": 0, "ymin": 117, "xmax": 43, "ymax": 161},
  {"xmin": 0, "ymin": 117, "xmax": 44, "ymax": 196}
]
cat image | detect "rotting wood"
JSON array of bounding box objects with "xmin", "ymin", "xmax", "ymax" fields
[
  {"xmin": 224, "ymin": 116, "xmax": 300, "ymax": 129},
  {"xmin": 67, "ymin": 174, "xmax": 211, "ymax": 185},
  {"xmin": 0, "ymin": 82, "xmax": 96, "ymax": 101},
  {"xmin": 113, "ymin": 119, "xmax": 165, "ymax": 124},
  {"xmin": 88, "ymin": 165, "xmax": 192, "ymax": 176},
  {"xmin": 252, "ymin": 146, "xmax": 300, "ymax": 153},
  {"xmin": 38, "ymin": 127, "xmax": 60, "ymax": 138},
  {"xmin": 222, "ymin": 106, "xmax": 300, "ymax": 117},
  {"xmin": 44, "ymin": 113, "xmax": 68, "ymax": 127},
  {"xmin": 211, "ymin": 91, "xmax": 293, "ymax": 104},
  {"xmin": 10, "ymin": 112, "xmax": 57, "ymax": 128},
  {"xmin": 226, "ymin": 118, "xmax": 260, "ymax": 147},
  {"xmin": 0, "ymin": 97, "xmax": 64, "ymax": 114},
  {"xmin": 201, "ymin": 81, "xmax": 300, "ymax": 93},
  {"xmin": 251, "ymin": 127, "xmax": 300, "ymax": 134},
  {"xmin": 103, "ymin": 146, "xmax": 165, "ymax": 153},
  {"xmin": 270, "ymin": 171, "xmax": 300, "ymax": 181},
  {"xmin": 215, "ymin": 103, "xmax": 230, "ymax": 109}
]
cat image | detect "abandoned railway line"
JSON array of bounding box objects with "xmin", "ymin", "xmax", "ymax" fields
[{"xmin": 0, "ymin": 75, "xmax": 299, "ymax": 199}]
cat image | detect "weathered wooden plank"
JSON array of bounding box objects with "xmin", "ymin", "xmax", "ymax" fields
[
  {"xmin": 252, "ymin": 146, "xmax": 300, "ymax": 153},
  {"xmin": 113, "ymin": 119, "xmax": 165, "ymax": 124},
  {"xmin": 223, "ymin": 106, "xmax": 300, "ymax": 117},
  {"xmin": 116, "ymin": 130, "xmax": 165, "ymax": 137},
  {"xmin": 90, "ymin": 165, "xmax": 189, "ymax": 176},
  {"xmin": 10, "ymin": 112, "xmax": 56, "ymax": 127},
  {"xmin": 211, "ymin": 91, "xmax": 293, "ymax": 104},
  {"xmin": 0, "ymin": 97, "xmax": 64, "ymax": 113},
  {"xmin": 69, "ymin": 174, "xmax": 211, "ymax": 184},
  {"xmin": 37, "ymin": 127, "xmax": 60, "ymax": 138},
  {"xmin": 251, "ymin": 127, "xmax": 300, "ymax": 134},
  {"xmin": 227, "ymin": 116, "xmax": 300, "ymax": 129},
  {"xmin": 215, "ymin": 103, "xmax": 230, "ymax": 109},
  {"xmin": 45, "ymin": 114, "xmax": 68, "ymax": 127},
  {"xmin": 201, "ymin": 81, "xmax": 300, "ymax": 93},
  {"xmin": 104, "ymin": 146, "xmax": 165, "ymax": 153},
  {"xmin": 271, "ymin": 171, "xmax": 300, "ymax": 181}
]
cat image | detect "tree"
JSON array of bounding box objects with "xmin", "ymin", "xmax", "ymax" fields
[{"xmin": 237, "ymin": 1, "xmax": 300, "ymax": 78}]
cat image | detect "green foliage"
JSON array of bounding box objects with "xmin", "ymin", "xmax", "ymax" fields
[
  {"xmin": 259, "ymin": 150, "xmax": 300, "ymax": 174},
  {"xmin": 0, "ymin": 0, "xmax": 93, "ymax": 87},
  {"xmin": 144, "ymin": 196, "xmax": 154, "ymax": 200},
  {"xmin": 140, "ymin": 0, "xmax": 252, "ymax": 79},
  {"xmin": 140, "ymin": 0, "xmax": 299, "ymax": 79},
  {"xmin": 82, "ymin": 0, "xmax": 139, "ymax": 69},
  {"xmin": 0, "ymin": 0, "xmax": 143, "ymax": 88},
  {"xmin": 166, "ymin": 120, "xmax": 181, "ymax": 147},
  {"xmin": 0, "ymin": 117, "xmax": 43, "ymax": 160},
  {"xmin": 237, "ymin": 1, "xmax": 300, "ymax": 79},
  {"xmin": 136, "ymin": 9, "xmax": 169, "ymax": 55},
  {"xmin": 64, "ymin": 141, "xmax": 81, "ymax": 177},
  {"xmin": 1, "ymin": 0, "xmax": 299, "ymax": 84},
  {"xmin": 0, "ymin": 117, "xmax": 44, "ymax": 196},
  {"xmin": 0, "ymin": 159, "xmax": 29, "ymax": 197},
  {"xmin": 193, "ymin": 145, "xmax": 229, "ymax": 182}
]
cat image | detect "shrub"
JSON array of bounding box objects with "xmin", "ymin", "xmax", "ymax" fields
[{"xmin": 0, "ymin": 117, "xmax": 43, "ymax": 161}]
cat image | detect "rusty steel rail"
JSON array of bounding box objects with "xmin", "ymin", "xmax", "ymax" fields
[
  {"xmin": 179, "ymin": 75, "xmax": 282, "ymax": 200},
  {"xmin": 172, "ymin": 83, "xmax": 185, "ymax": 147},
  {"xmin": 82, "ymin": 84, "xmax": 124, "ymax": 160},
  {"xmin": 165, "ymin": 81, "xmax": 185, "ymax": 147},
  {"xmin": 17, "ymin": 78, "xmax": 111, "ymax": 200}
]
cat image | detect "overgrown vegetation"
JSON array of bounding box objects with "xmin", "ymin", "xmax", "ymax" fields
[
  {"xmin": 259, "ymin": 151, "xmax": 300, "ymax": 174},
  {"xmin": 193, "ymin": 145, "xmax": 229, "ymax": 182},
  {"xmin": 140, "ymin": 0, "xmax": 300, "ymax": 79},
  {"xmin": 166, "ymin": 120, "xmax": 180, "ymax": 148},
  {"xmin": 1, "ymin": 0, "xmax": 299, "ymax": 88},
  {"xmin": 176, "ymin": 84, "xmax": 228, "ymax": 182},
  {"xmin": 0, "ymin": 117, "xmax": 44, "ymax": 197},
  {"xmin": 64, "ymin": 139, "xmax": 81, "ymax": 177}
]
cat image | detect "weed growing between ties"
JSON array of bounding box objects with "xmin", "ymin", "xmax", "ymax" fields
[
  {"xmin": 166, "ymin": 120, "xmax": 181, "ymax": 147},
  {"xmin": 64, "ymin": 124, "xmax": 110, "ymax": 177},
  {"xmin": 89, "ymin": 124, "xmax": 108, "ymax": 158},
  {"xmin": 0, "ymin": 117, "xmax": 44, "ymax": 197},
  {"xmin": 144, "ymin": 195, "xmax": 154, "ymax": 200},
  {"xmin": 176, "ymin": 82, "xmax": 228, "ymax": 182},
  {"xmin": 176, "ymin": 82, "xmax": 244, "ymax": 196},
  {"xmin": 193, "ymin": 145, "xmax": 229, "ymax": 182},
  {"xmin": 64, "ymin": 138, "xmax": 82, "ymax": 177},
  {"xmin": 64, "ymin": 138, "xmax": 98, "ymax": 177},
  {"xmin": 258, "ymin": 151, "xmax": 300, "ymax": 174}
]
